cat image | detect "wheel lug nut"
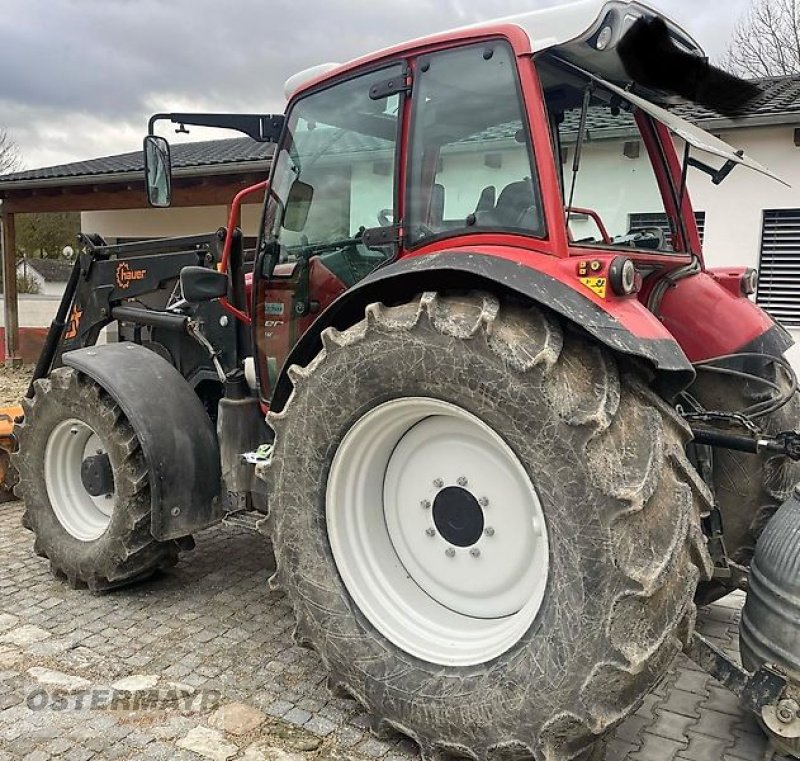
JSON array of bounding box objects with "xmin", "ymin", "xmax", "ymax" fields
[
  {"xmin": 421, "ymin": 500, "xmax": 431, "ymax": 510},
  {"xmin": 425, "ymin": 528, "xmax": 436, "ymax": 537},
  {"xmin": 105, "ymin": 494, "xmax": 112, "ymax": 500},
  {"xmin": 470, "ymin": 548, "xmax": 481, "ymax": 558},
  {"xmin": 457, "ymin": 476, "xmax": 468, "ymax": 487},
  {"xmin": 484, "ymin": 527, "xmax": 495, "ymax": 537},
  {"xmin": 70, "ymin": 427, "xmax": 78, "ymax": 435},
  {"xmin": 479, "ymin": 497, "xmax": 489, "ymax": 507},
  {"xmin": 433, "ymin": 478, "xmax": 444, "ymax": 488},
  {"xmin": 445, "ymin": 548, "xmax": 455, "ymax": 558}
]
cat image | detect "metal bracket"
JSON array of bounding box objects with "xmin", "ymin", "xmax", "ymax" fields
[
  {"xmin": 369, "ymin": 70, "xmax": 411, "ymax": 100},
  {"xmin": 685, "ymin": 632, "xmax": 787, "ymax": 715},
  {"xmin": 362, "ymin": 225, "xmax": 402, "ymax": 249}
]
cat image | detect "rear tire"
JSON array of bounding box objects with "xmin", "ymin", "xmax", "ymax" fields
[
  {"xmin": 265, "ymin": 292, "xmax": 712, "ymax": 760},
  {"xmin": 691, "ymin": 357, "xmax": 800, "ymax": 605},
  {"xmin": 14, "ymin": 368, "xmax": 181, "ymax": 591}
]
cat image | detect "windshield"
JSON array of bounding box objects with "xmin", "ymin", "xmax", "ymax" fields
[
  {"xmin": 264, "ymin": 65, "xmax": 402, "ymax": 272},
  {"xmin": 407, "ymin": 42, "xmax": 544, "ymax": 246},
  {"xmin": 540, "ymin": 58, "xmax": 686, "ymax": 254}
]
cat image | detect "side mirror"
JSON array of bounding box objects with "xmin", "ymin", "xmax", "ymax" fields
[
  {"xmin": 144, "ymin": 135, "xmax": 172, "ymax": 208},
  {"xmin": 283, "ymin": 180, "xmax": 314, "ymax": 232},
  {"xmin": 180, "ymin": 266, "xmax": 228, "ymax": 303}
]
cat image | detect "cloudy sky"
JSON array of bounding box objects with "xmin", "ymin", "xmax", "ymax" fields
[{"xmin": 0, "ymin": 0, "xmax": 752, "ymax": 171}]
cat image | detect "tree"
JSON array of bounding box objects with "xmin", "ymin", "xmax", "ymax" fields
[
  {"xmin": 723, "ymin": 0, "xmax": 800, "ymax": 78},
  {"xmin": 15, "ymin": 213, "xmax": 81, "ymax": 259},
  {"xmin": 0, "ymin": 129, "xmax": 21, "ymax": 174}
]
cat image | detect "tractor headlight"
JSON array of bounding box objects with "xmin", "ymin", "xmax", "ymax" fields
[{"xmin": 610, "ymin": 257, "xmax": 638, "ymax": 296}]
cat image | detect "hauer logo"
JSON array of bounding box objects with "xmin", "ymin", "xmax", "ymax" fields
[{"xmin": 115, "ymin": 261, "xmax": 147, "ymax": 290}]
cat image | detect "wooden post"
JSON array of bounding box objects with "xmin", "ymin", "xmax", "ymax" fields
[{"xmin": 1, "ymin": 208, "xmax": 21, "ymax": 368}]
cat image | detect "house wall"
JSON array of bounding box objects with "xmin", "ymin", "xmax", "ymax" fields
[{"xmin": 80, "ymin": 204, "xmax": 264, "ymax": 241}]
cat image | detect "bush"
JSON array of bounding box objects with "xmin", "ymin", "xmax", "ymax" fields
[{"xmin": 0, "ymin": 273, "xmax": 41, "ymax": 295}]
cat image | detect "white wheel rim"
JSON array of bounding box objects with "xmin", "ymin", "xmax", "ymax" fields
[
  {"xmin": 326, "ymin": 397, "xmax": 549, "ymax": 667},
  {"xmin": 44, "ymin": 419, "xmax": 115, "ymax": 542}
]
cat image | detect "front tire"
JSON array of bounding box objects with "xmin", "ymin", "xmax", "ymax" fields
[
  {"xmin": 14, "ymin": 368, "xmax": 181, "ymax": 591},
  {"xmin": 265, "ymin": 292, "xmax": 712, "ymax": 760}
]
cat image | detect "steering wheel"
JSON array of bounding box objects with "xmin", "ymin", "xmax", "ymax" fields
[
  {"xmin": 627, "ymin": 226, "xmax": 666, "ymax": 250},
  {"xmin": 378, "ymin": 209, "xmax": 393, "ymax": 227}
]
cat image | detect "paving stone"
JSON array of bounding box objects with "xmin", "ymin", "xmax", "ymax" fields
[
  {"xmin": 678, "ymin": 730, "xmax": 735, "ymax": 760},
  {"xmin": 1, "ymin": 623, "xmax": 51, "ymax": 645},
  {"xmin": 176, "ymin": 726, "xmax": 239, "ymax": 761},
  {"xmin": 630, "ymin": 731, "xmax": 687, "ymax": 761},
  {"xmin": 27, "ymin": 666, "xmax": 91, "ymax": 694},
  {"xmin": 240, "ymin": 743, "xmax": 305, "ymax": 761},
  {"xmin": 648, "ymin": 710, "xmax": 696, "ymax": 742},
  {"xmin": 111, "ymin": 673, "xmax": 160, "ymax": 692},
  {"xmin": 208, "ymin": 702, "xmax": 267, "ymax": 735}
]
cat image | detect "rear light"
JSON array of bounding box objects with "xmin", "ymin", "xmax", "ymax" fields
[
  {"xmin": 609, "ymin": 257, "xmax": 638, "ymax": 296},
  {"xmin": 742, "ymin": 268, "xmax": 758, "ymax": 296}
]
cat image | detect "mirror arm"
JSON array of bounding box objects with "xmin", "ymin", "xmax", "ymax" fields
[{"xmin": 148, "ymin": 113, "xmax": 284, "ymax": 143}]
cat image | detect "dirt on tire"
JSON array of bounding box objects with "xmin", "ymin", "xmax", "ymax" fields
[{"xmin": 265, "ymin": 291, "xmax": 713, "ymax": 761}]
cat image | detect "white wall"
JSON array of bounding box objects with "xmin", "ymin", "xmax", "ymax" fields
[{"xmin": 81, "ymin": 204, "xmax": 264, "ymax": 241}]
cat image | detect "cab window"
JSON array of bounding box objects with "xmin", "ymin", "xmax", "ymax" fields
[{"xmin": 407, "ymin": 42, "xmax": 545, "ymax": 247}]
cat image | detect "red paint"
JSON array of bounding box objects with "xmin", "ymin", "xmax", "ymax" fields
[
  {"xmin": 566, "ymin": 207, "xmax": 612, "ymax": 245},
  {"xmin": 219, "ymin": 180, "xmax": 269, "ymax": 325},
  {"xmin": 656, "ymin": 271, "xmax": 775, "ymax": 362},
  {"xmin": 253, "ymin": 256, "xmax": 348, "ymax": 398}
]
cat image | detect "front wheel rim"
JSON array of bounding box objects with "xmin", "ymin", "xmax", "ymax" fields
[
  {"xmin": 44, "ymin": 418, "xmax": 115, "ymax": 542},
  {"xmin": 326, "ymin": 397, "xmax": 549, "ymax": 667}
]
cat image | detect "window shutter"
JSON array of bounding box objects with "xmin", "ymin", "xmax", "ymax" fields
[
  {"xmin": 628, "ymin": 212, "xmax": 705, "ymax": 243},
  {"xmin": 757, "ymin": 209, "xmax": 800, "ymax": 327}
]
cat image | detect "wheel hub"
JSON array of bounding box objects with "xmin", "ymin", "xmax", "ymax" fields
[
  {"xmin": 80, "ymin": 453, "xmax": 113, "ymax": 498},
  {"xmin": 432, "ymin": 486, "xmax": 484, "ymax": 547}
]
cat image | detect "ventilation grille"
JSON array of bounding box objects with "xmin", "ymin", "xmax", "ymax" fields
[
  {"xmin": 758, "ymin": 209, "xmax": 800, "ymax": 327},
  {"xmin": 628, "ymin": 212, "xmax": 706, "ymax": 243}
]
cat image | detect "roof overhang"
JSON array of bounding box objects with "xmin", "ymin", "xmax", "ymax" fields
[{"xmin": 0, "ymin": 159, "xmax": 272, "ymax": 194}]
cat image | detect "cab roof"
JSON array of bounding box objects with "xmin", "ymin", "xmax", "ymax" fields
[{"xmin": 284, "ymin": 0, "xmax": 703, "ymax": 100}]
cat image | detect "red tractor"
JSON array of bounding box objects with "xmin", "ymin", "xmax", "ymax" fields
[{"xmin": 12, "ymin": 1, "xmax": 800, "ymax": 757}]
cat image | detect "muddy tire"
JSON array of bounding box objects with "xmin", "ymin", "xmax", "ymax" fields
[
  {"xmin": 264, "ymin": 292, "xmax": 712, "ymax": 760},
  {"xmin": 690, "ymin": 358, "xmax": 800, "ymax": 606},
  {"xmin": 14, "ymin": 368, "xmax": 181, "ymax": 591}
]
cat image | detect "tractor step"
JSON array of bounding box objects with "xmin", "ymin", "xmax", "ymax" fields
[{"xmin": 222, "ymin": 510, "xmax": 269, "ymax": 535}]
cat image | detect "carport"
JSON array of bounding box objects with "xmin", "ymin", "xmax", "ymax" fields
[{"xmin": 0, "ymin": 138, "xmax": 274, "ymax": 365}]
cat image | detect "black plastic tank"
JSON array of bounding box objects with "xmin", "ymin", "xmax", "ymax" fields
[{"xmin": 740, "ymin": 488, "xmax": 800, "ymax": 756}]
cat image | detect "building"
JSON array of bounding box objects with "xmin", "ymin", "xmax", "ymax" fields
[{"xmin": 16, "ymin": 257, "xmax": 74, "ymax": 297}]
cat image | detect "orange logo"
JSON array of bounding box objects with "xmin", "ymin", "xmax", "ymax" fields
[
  {"xmin": 116, "ymin": 261, "xmax": 147, "ymax": 290},
  {"xmin": 64, "ymin": 304, "xmax": 83, "ymax": 340}
]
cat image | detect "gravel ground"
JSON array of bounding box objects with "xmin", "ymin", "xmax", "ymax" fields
[
  {"xmin": 0, "ymin": 497, "xmax": 792, "ymax": 761},
  {"xmin": 0, "ymin": 365, "xmax": 32, "ymax": 408}
]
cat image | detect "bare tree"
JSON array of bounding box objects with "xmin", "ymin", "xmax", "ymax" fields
[
  {"xmin": 0, "ymin": 130, "xmax": 21, "ymax": 175},
  {"xmin": 723, "ymin": 0, "xmax": 800, "ymax": 77}
]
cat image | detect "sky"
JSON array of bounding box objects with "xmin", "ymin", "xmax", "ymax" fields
[{"xmin": 0, "ymin": 0, "xmax": 753, "ymax": 171}]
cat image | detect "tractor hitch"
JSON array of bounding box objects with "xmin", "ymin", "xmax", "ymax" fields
[
  {"xmin": 684, "ymin": 632, "xmax": 789, "ymax": 717},
  {"xmin": 691, "ymin": 426, "xmax": 800, "ymax": 461}
]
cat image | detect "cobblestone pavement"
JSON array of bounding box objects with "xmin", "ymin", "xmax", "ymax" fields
[{"xmin": 0, "ymin": 500, "xmax": 792, "ymax": 761}]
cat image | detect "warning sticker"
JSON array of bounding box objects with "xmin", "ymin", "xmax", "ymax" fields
[{"xmin": 580, "ymin": 276, "xmax": 607, "ymax": 299}]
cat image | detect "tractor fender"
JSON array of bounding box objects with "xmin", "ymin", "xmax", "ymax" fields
[
  {"xmin": 62, "ymin": 343, "xmax": 222, "ymax": 540},
  {"xmin": 271, "ymin": 251, "xmax": 695, "ymax": 411}
]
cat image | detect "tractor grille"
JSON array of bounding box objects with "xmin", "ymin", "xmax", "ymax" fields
[{"xmin": 757, "ymin": 209, "xmax": 800, "ymax": 328}]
